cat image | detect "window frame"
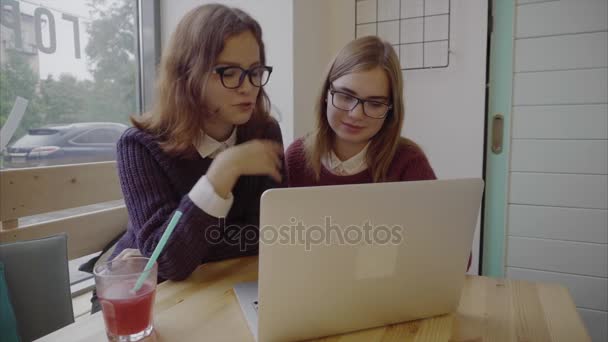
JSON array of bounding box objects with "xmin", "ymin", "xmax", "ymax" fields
[{"xmin": 137, "ymin": 0, "xmax": 161, "ymax": 114}]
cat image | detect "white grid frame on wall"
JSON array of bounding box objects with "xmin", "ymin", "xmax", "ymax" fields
[{"xmin": 355, "ymin": 0, "xmax": 451, "ymax": 70}]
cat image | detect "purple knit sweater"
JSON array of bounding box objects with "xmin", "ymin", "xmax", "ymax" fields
[{"xmin": 112, "ymin": 119, "xmax": 284, "ymax": 281}]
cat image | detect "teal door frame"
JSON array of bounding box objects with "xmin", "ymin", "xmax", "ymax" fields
[{"xmin": 482, "ymin": 0, "xmax": 515, "ymax": 277}]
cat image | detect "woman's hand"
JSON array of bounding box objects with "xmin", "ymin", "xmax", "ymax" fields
[{"xmin": 206, "ymin": 140, "xmax": 283, "ymax": 198}]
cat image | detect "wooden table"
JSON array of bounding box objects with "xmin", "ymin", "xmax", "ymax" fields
[{"xmin": 38, "ymin": 256, "xmax": 590, "ymax": 342}]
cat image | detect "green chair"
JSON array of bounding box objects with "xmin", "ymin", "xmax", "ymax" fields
[{"xmin": 0, "ymin": 233, "xmax": 74, "ymax": 341}]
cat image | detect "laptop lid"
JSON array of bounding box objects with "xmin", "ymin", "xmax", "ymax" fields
[{"xmin": 257, "ymin": 178, "xmax": 484, "ymax": 342}]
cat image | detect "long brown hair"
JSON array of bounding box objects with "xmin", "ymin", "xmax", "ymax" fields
[
  {"xmin": 304, "ymin": 36, "xmax": 417, "ymax": 182},
  {"xmin": 132, "ymin": 4, "xmax": 272, "ymax": 156}
]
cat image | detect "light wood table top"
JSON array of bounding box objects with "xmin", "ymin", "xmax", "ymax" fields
[{"xmin": 38, "ymin": 256, "xmax": 590, "ymax": 342}]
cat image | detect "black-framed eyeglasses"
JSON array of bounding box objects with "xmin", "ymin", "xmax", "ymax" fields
[
  {"xmin": 329, "ymin": 88, "xmax": 392, "ymax": 119},
  {"xmin": 213, "ymin": 65, "xmax": 273, "ymax": 89}
]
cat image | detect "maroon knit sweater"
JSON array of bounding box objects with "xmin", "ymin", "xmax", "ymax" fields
[{"xmin": 285, "ymin": 138, "xmax": 437, "ymax": 187}]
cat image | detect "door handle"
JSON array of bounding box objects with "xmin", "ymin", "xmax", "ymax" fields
[{"xmin": 491, "ymin": 114, "xmax": 504, "ymax": 154}]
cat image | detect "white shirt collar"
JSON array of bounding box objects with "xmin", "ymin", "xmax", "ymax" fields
[
  {"xmin": 195, "ymin": 128, "xmax": 237, "ymax": 159},
  {"xmin": 321, "ymin": 142, "xmax": 370, "ymax": 176}
]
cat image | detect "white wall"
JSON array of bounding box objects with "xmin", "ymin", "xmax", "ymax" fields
[
  {"xmin": 292, "ymin": 0, "xmax": 356, "ymax": 140},
  {"xmin": 401, "ymin": 1, "xmax": 487, "ymax": 181},
  {"xmin": 160, "ymin": 0, "xmax": 294, "ymax": 145},
  {"xmin": 293, "ymin": 0, "xmax": 331, "ymax": 139},
  {"xmin": 403, "ymin": 1, "xmax": 488, "ymax": 276},
  {"xmin": 506, "ymin": 1, "xmax": 608, "ymax": 341}
]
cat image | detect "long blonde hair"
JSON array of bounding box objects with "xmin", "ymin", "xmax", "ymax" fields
[
  {"xmin": 305, "ymin": 36, "xmax": 417, "ymax": 182},
  {"xmin": 132, "ymin": 4, "xmax": 272, "ymax": 157}
]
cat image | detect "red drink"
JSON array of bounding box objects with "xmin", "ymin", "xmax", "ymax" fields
[
  {"xmin": 95, "ymin": 257, "xmax": 158, "ymax": 341},
  {"xmin": 99, "ymin": 282, "xmax": 156, "ymax": 335}
]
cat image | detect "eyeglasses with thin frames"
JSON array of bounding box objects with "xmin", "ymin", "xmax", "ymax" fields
[{"xmin": 328, "ymin": 87, "xmax": 392, "ymax": 119}]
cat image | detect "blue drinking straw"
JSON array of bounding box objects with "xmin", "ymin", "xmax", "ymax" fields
[{"xmin": 131, "ymin": 210, "xmax": 183, "ymax": 293}]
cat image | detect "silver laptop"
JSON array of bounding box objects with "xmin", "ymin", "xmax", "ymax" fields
[{"xmin": 234, "ymin": 178, "xmax": 484, "ymax": 342}]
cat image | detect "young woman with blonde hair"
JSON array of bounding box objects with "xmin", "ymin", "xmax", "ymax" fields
[{"xmin": 286, "ymin": 36, "xmax": 436, "ymax": 187}]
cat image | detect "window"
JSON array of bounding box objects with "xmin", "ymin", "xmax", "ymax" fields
[
  {"xmin": 0, "ymin": 0, "xmax": 158, "ymax": 169},
  {"xmin": 0, "ymin": 0, "xmax": 160, "ymax": 301}
]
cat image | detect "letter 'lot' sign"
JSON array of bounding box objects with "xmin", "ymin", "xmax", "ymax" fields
[{"xmin": 1, "ymin": 0, "xmax": 83, "ymax": 58}]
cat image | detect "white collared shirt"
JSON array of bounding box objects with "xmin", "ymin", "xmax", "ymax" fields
[
  {"xmin": 321, "ymin": 143, "xmax": 370, "ymax": 176},
  {"xmin": 195, "ymin": 128, "xmax": 237, "ymax": 159},
  {"xmin": 188, "ymin": 128, "xmax": 237, "ymax": 218}
]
